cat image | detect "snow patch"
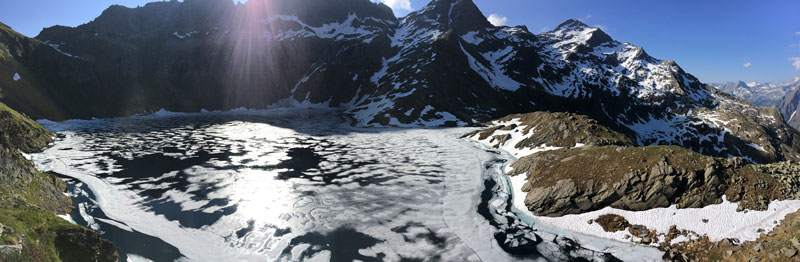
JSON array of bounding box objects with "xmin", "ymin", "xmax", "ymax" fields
[
  {"xmin": 262, "ymin": 13, "xmax": 389, "ymax": 42},
  {"xmin": 747, "ymin": 142, "xmax": 768, "ymax": 153},
  {"xmin": 466, "ymin": 118, "xmax": 561, "ymax": 158},
  {"xmin": 57, "ymin": 214, "xmax": 77, "ymax": 224},
  {"xmin": 126, "ymin": 254, "xmax": 154, "ymax": 262},
  {"xmin": 513, "ymin": 170, "xmax": 800, "ymax": 243},
  {"xmin": 45, "ymin": 42, "xmax": 78, "ymax": 58},
  {"xmin": 460, "ymin": 31, "xmax": 484, "ymax": 45},
  {"xmin": 459, "ymin": 43, "xmax": 521, "ymax": 91},
  {"xmin": 173, "ymin": 31, "xmax": 199, "ymax": 39}
]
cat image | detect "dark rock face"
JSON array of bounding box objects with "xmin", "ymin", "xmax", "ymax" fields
[
  {"xmin": 54, "ymin": 228, "xmax": 118, "ymax": 262},
  {"xmin": 25, "ymin": 0, "xmax": 396, "ymax": 119},
  {"xmin": 777, "ymin": 77, "xmax": 800, "ymax": 128}
]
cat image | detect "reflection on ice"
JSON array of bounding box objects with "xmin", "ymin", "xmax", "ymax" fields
[{"xmin": 31, "ymin": 109, "xmax": 656, "ymax": 261}]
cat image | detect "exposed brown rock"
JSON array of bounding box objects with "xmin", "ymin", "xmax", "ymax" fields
[
  {"xmin": 593, "ymin": 214, "xmax": 630, "ymax": 232},
  {"xmin": 510, "ymin": 144, "xmax": 800, "ymax": 217},
  {"xmin": 463, "ymin": 111, "xmax": 634, "ymax": 149}
]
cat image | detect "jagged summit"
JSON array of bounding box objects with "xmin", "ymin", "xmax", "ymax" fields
[
  {"xmin": 407, "ymin": 0, "xmax": 491, "ymax": 31},
  {"xmin": 545, "ymin": 19, "xmax": 614, "ymax": 51},
  {"xmin": 252, "ymin": 0, "xmax": 396, "ymax": 25},
  {"xmin": 554, "ymin": 19, "xmax": 588, "ymax": 31}
]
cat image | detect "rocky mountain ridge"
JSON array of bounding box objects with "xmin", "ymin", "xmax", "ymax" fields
[
  {"xmin": 712, "ymin": 78, "xmax": 798, "ymax": 108},
  {"xmin": 1, "ymin": 0, "xmax": 799, "ymax": 164}
]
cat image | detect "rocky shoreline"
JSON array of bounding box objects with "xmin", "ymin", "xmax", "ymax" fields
[{"xmin": 0, "ymin": 102, "xmax": 117, "ymax": 262}]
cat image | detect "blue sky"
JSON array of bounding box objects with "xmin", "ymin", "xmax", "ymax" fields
[{"xmin": 1, "ymin": 0, "xmax": 799, "ymax": 84}]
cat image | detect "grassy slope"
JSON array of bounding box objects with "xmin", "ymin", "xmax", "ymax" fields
[
  {"xmin": 0, "ymin": 101, "xmax": 117, "ymax": 262},
  {"xmin": 0, "ymin": 23, "xmax": 67, "ymax": 120}
]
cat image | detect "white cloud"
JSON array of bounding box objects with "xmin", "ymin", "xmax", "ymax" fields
[
  {"xmin": 376, "ymin": 0, "xmax": 411, "ymax": 12},
  {"xmin": 791, "ymin": 57, "xmax": 800, "ymax": 71},
  {"xmin": 742, "ymin": 62, "xmax": 752, "ymax": 68},
  {"xmin": 537, "ymin": 26, "xmax": 550, "ymax": 33},
  {"xmin": 487, "ymin": 14, "xmax": 508, "ymax": 27},
  {"xmin": 593, "ymin": 24, "xmax": 608, "ymax": 31},
  {"xmin": 584, "ymin": 14, "xmax": 592, "ymax": 20},
  {"xmin": 795, "ymin": 32, "xmax": 800, "ymax": 36}
]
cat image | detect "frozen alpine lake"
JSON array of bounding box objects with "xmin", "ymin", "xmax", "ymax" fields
[{"xmin": 31, "ymin": 109, "xmax": 659, "ymax": 261}]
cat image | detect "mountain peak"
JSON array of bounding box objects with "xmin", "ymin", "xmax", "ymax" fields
[
  {"xmin": 547, "ymin": 19, "xmax": 613, "ymax": 49},
  {"xmin": 412, "ymin": 0, "xmax": 491, "ymax": 31},
  {"xmin": 554, "ymin": 19, "xmax": 589, "ymax": 31}
]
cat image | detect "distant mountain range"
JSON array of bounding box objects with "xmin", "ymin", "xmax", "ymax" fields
[
  {"xmin": 710, "ymin": 77, "xmax": 800, "ymax": 130},
  {"xmin": 712, "ymin": 77, "xmax": 800, "ymax": 108},
  {"xmin": 2, "ymin": 0, "xmax": 800, "ymax": 163}
]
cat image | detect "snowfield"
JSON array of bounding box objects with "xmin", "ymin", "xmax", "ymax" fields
[{"xmin": 510, "ymin": 174, "xmax": 800, "ymax": 245}]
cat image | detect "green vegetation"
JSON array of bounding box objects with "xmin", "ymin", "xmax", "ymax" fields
[
  {"xmin": 0, "ymin": 102, "xmax": 52, "ymax": 152},
  {"xmin": 0, "ymin": 101, "xmax": 117, "ymax": 261},
  {"xmin": 0, "ymin": 22, "xmax": 71, "ymax": 121},
  {"xmin": 0, "ymin": 208, "xmax": 80, "ymax": 262}
]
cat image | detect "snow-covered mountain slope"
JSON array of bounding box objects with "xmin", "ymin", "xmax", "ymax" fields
[
  {"xmin": 713, "ymin": 79, "xmax": 797, "ymax": 108},
  {"xmin": 2, "ymin": 0, "xmax": 800, "ymax": 163}
]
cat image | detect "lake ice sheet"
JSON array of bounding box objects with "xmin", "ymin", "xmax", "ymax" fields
[{"xmin": 31, "ymin": 109, "xmax": 660, "ymax": 261}]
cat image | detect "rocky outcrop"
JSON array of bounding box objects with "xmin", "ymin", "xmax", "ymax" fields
[
  {"xmin": 0, "ymin": 103, "xmax": 52, "ymax": 152},
  {"xmin": 0, "ymin": 102, "xmax": 69, "ymax": 213},
  {"xmin": 756, "ymin": 161, "xmax": 800, "ymax": 199},
  {"xmin": 463, "ymin": 111, "xmax": 633, "ymax": 150},
  {"xmin": 591, "ymin": 214, "xmax": 630, "ymax": 233},
  {"xmin": 53, "ymin": 228, "xmax": 118, "ymax": 262},
  {"xmin": 462, "ymin": 108, "xmax": 800, "ymax": 216},
  {"xmin": 0, "ymin": 102, "xmax": 118, "ymax": 262},
  {"xmin": 0, "ymin": 223, "xmax": 22, "ymax": 257},
  {"xmin": 512, "ymin": 146, "xmax": 728, "ymax": 216},
  {"xmin": 591, "ymin": 215, "xmax": 660, "ymax": 245},
  {"xmin": 510, "ymin": 145, "xmax": 797, "ymax": 217}
]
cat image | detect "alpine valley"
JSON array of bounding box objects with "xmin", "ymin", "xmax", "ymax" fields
[{"xmin": 2, "ymin": 0, "xmax": 800, "ymax": 261}]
